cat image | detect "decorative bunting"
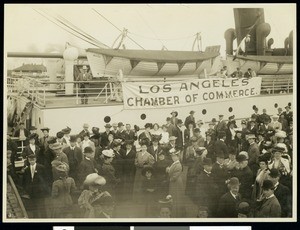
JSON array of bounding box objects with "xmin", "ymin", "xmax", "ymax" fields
[
  {"xmin": 157, "ymin": 62, "xmax": 166, "ymax": 72},
  {"xmin": 260, "ymin": 61, "xmax": 267, "ymax": 70},
  {"xmin": 177, "ymin": 62, "xmax": 186, "ymax": 72},
  {"xmin": 130, "ymin": 60, "xmax": 140, "ymax": 70}
]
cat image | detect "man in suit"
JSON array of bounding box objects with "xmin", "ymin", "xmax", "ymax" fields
[
  {"xmin": 211, "ymin": 152, "xmax": 229, "ymax": 197},
  {"xmin": 215, "ymin": 114, "xmax": 227, "ymax": 136},
  {"xmin": 194, "ymin": 128, "xmax": 205, "ymax": 147},
  {"xmin": 22, "ymin": 133, "xmax": 43, "ymax": 166},
  {"xmin": 173, "ymin": 119, "xmax": 184, "ymax": 150},
  {"xmin": 217, "ymin": 177, "xmax": 241, "ymax": 217},
  {"xmin": 247, "ymin": 119, "xmax": 258, "ymax": 136},
  {"xmin": 100, "ymin": 124, "xmax": 113, "ymax": 148},
  {"xmin": 259, "ymin": 109, "xmax": 271, "ymax": 124},
  {"xmin": 166, "ymin": 117, "xmax": 177, "ymax": 137},
  {"xmin": 116, "ymin": 122, "xmax": 126, "ymax": 140},
  {"xmin": 214, "ymin": 131, "xmax": 229, "ymax": 159},
  {"xmin": 170, "ymin": 111, "xmax": 179, "ymax": 126},
  {"xmin": 111, "ymin": 123, "xmax": 119, "ymax": 137},
  {"xmin": 282, "ymin": 105, "xmax": 293, "ymax": 126},
  {"xmin": 22, "ymin": 154, "xmax": 49, "ymax": 218},
  {"xmin": 251, "ymin": 107, "xmax": 260, "ymax": 123},
  {"xmin": 124, "ymin": 124, "xmax": 137, "ymax": 141},
  {"xmin": 29, "ymin": 126, "xmax": 40, "ymax": 146},
  {"xmin": 247, "ymin": 134, "xmax": 260, "ymax": 175},
  {"xmin": 194, "ymin": 158, "xmax": 219, "ymax": 217},
  {"xmin": 78, "ymin": 146, "xmax": 99, "ymax": 189},
  {"xmin": 76, "ymin": 65, "xmax": 92, "ymax": 104},
  {"xmin": 226, "ymin": 121, "xmax": 237, "ymax": 149},
  {"xmin": 267, "ymin": 169, "xmax": 292, "ymax": 217},
  {"xmin": 255, "ymin": 180, "xmax": 281, "ymax": 217},
  {"xmin": 232, "ymin": 154, "xmax": 253, "ymax": 200},
  {"xmin": 78, "ymin": 123, "xmax": 91, "ymax": 140},
  {"xmin": 230, "ymin": 67, "xmax": 243, "ymax": 78},
  {"xmin": 62, "ymin": 135, "xmax": 83, "ymax": 184},
  {"xmin": 184, "ymin": 110, "xmax": 196, "ymax": 129}
]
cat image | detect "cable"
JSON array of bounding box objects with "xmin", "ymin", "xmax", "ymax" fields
[
  {"xmin": 33, "ymin": 9, "xmax": 101, "ymax": 48},
  {"xmin": 92, "ymin": 8, "xmax": 145, "ymax": 50},
  {"xmin": 128, "ymin": 32, "xmax": 196, "ymax": 41}
]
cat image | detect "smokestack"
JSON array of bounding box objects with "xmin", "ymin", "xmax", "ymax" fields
[
  {"xmin": 224, "ymin": 28, "xmax": 236, "ymax": 55},
  {"xmin": 288, "ymin": 30, "xmax": 293, "ymax": 55},
  {"xmin": 256, "ymin": 22, "xmax": 271, "ymax": 55}
]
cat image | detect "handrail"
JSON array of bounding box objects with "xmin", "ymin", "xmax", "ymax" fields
[{"xmin": 7, "ymin": 175, "xmax": 28, "ymax": 218}]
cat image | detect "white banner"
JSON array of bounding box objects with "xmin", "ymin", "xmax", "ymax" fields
[{"xmin": 122, "ymin": 78, "xmax": 262, "ymax": 109}]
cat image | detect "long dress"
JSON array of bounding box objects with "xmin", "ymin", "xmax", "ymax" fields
[
  {"xmin": 168, "ymin": 160, "xmax": 186, "ymax": 217},
  {"xmin": 132, "ymin": 151, "xmax": 155, "ymax": 203},
  {"xmin": 51, "ymin": 177, "xmax": 76, "ymax": 218}
]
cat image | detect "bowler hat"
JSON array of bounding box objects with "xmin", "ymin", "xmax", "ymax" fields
[
  {"xmin": 84, "ymin": 146, "xmax": 94, "ymax": 153},
  {"xmin": 237, "ymin": 201, "xmax": 250, "ymax": 215},
  {"xmin": 142, "ymin": 166, "xmax": 154, "ymax": 177},
  {"xmin": 118, "ymin": 122, "xmax": 124, "ymax": 127},
  {"xmin": 269, "ymin": 168, "xmax": 280, "ymax": 178},
  {"xmin": 211, "ymin": 118, "xmax": 217, "ymax": 123},
  {"xmin": 228, "ymin": 177, "xmax": 240, "ymax": 186},
  {"xmin": 92, "ymin": 127, "xmax": 100, "ymax": 133},
  {"xmin": 105, "ymin": 124, "xmax": 112, "ymax": 128},
  {"xmin": 170, "ymin": 111, "xmax": 178, "ymax": 117},
  {"xmin": 177, "ymin": 119, "xmax": 183, "ymax": 124},
  {"xmin": 203, "ymin": 157, "xmax": 212, "ymax": 166},
  {"xmin": 61, "ymin": 128, "xmax": 71, "ymax": 134},
  {"xmin": 236, "ymin": 154, "xmax": 247, "ymax": 163},
  {"xmin": 262, "ymin": 179, "xmax": 274, "ymax": 190},
  {"xmin": 190, "ymin": 110, "xmax": 195, "ymax": 114},
  {"xmin": 258, "ymin": 155, "xmax": 269, "ymax": 165}
]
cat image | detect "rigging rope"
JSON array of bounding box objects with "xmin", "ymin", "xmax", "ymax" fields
[
  {"xmin": 92, "ymin": 8, "xmax": 145, "ymax": 50},
  {"xmin": 33, "ymin": 9, "xmax": 102, "ymax": 48}
]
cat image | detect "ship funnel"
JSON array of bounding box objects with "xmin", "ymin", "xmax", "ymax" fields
[
  {"xmin": 284, "ymin": 37, "xmax": 289, "ymax": 49},
  {"xmin": 267, "ymin": 38, "xmax": 274, "ymax": 49},
  {"xmin": 224, "ymin": 28, "xmax": 236, "ymax": 55},
  {"xmin": 256, "ymin": 23, "xmax": 271, "ymax": 55}
]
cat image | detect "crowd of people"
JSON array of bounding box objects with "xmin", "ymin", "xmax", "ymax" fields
[
  {"xmin": 217, "ymin": 66, "xmax": 257, "ymax": 79},
  {"xmin": 6, "ymin": 104, "xmax": 293, "ymax": 218}
]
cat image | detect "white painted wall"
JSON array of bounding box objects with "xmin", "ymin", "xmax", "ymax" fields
[{"xmin": 40, "ymin": 94, "xmax": 293, "ymax": 135}]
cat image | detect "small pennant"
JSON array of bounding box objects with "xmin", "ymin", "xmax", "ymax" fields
[
  {"xmin": 177, "ymin": 62, "xmax": 186, "ymax": 72},
  {"xmin": 130, "ymin": 60, "xmax": 140, "ymax": 70},
  {"xmin": 157, "ymin": 62, "xmax": 166, "ymax": 72}
]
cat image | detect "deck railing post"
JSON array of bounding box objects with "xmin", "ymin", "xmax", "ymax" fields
[{"xmin": 76, "ymin": 83, "xmax": 79, "ymax": 105}]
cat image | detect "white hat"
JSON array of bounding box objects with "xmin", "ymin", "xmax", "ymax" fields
[
  {"xmin": 102, "ymin": 149, "xmax": 115, "ymax": 158},
  {"xmin": 275, "ymin": 131, "xmax": 287, "ymax": 138},
  {"xmin": 276, "ymin": 143, "xmax": 288, "ymax": 152},
  {"xmin": 84, "ymin": 173, "xmax": 106, "ymax": 186}
]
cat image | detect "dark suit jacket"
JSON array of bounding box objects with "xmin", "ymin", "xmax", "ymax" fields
[
  {"xmin": 214, "ymin": 139, "xmax": 229, "ymax": 158},
  {"xmin": 22, "ymin": 163, "xmax": 49, "ymax": 198},
  {"xmin": 215, "ymin": 120, "xmax": 227, "ymax": 133},
  {"xmin": 217, "ymin": 192, "xmax": 241, "ymax": 217},
  {"xmin": 122, "ymin": 148, "xmax": 136, "ymax": 177},
  {"xmin": 78, "ymin": 130, "xmax": 91, "ymax": 140},
  {"xmin": 232, "ymin": 166, "xmax": 253, "ymax": 199},
  {"xmin": 63, "ymin": 146, "xmax": 83, "ymax": 179},
  {"xmin": 184, "ymin": 115, "xmax": 196, "ymax": 129},
  {"xmin": 14, "ymin": 128, "xmax": 29, "ymax": 138},
  {"xmin": 78, "ymin": 157, "xmax": 98, "ymax": 186},
  {"xmin": 211, "ymin": 162, "xmax": 229, "ymax": 195},
  {"xmin": 100, "ymin": 131, "xmax": 113, "ymax": 148},
  {"xmin": 274, "ymin": 183, "xmax": 292, "ymax": 217},
  {"xmin": 123, "ymin": 130, "xmax": 137, "ymax": 141},
  {"xmin": 248, "ymin": 143, "xmax": 260, "ymax": 166},
  {"xmin": 184, "ymin": 128, "xmax": 194, "ymax": 146},
  {"xmin": 112, "ymin": 149, "xmax": 125, "ymax": 178},
  {"xmin": 22, "ymin": 145, "xmax": 43, "ymax": 165},
  {"xmin": 173, "ymin": 126, "xmax": 183, "ymax": 149},
  {"xmin": 116, "ymin": 130, "xmax": 126, "ymax": 140},
  {"xmin": 166, "ymin": 123, "xmax": 177, "ymax": 137}
]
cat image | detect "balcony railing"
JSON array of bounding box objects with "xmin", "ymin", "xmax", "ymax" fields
[{"xmin": 6, "ymin": 74, "xmax": 293, "ymax": 108}]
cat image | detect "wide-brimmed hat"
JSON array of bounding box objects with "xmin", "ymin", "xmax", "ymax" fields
[
  {"xmin": 61, "ymin": 127, "xmax": 71, "ymax": 134},
  {"xmin": 105, "ymin": 124, "xmax": 112, "ymax": 128},
  {"xmin": 83, "ymin": 146, "xmax": 94, "ymax": 153},
  {"xmin": 41, "ymin": 127, "xmax": 50, "ymax": 131},
  {"xmin": 102, "ymin": 149, "xmax": 115, "ymax": 158},
  {"xmin": 84, "ymin": 173, "xmax": 106, "ymax": 186},
  {"xmin": 262, "ymin": 179, "xmax": 274, "ymax": 190},
  {"xmin": 50, "ymin": 142, "xmax": 63, "ymax": 150},
  {"xmin": 272, "ymin": 146, "xmax": 285, "ymax": 153},
  {"xmin": 56, "ymin": 131, "xmax": 64, "ymax": 139},
  {"xmin": 275, "ymin": 131, "xmax": 287, "ymax": 138},
  {"xmin": 276, "ymin": 143, "xmax": 287, "ymax": 152},
  {"xmin": 28, "ymin": 133, "xmax": 38, "ymax": 140},
  {"xmin": 170, "ymin": 111, "xmax": 178, "ymax": 117},
  {"xmin": 142, "ymin": 166, "xmax": 154, "ymax": 176}
]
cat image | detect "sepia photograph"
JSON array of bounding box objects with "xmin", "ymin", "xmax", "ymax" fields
[{"xmin": 3, "ymin": 4, "xmax": 296, "ymax": 222}]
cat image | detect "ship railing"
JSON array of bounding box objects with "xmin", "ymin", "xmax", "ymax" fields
[
  {"xmin": 6, "ymin": 75, "xmax": 293, "ymax": 107},
  {"xmin": 9, "ymin": 137, "xmax": 26, "ymax": 168}
]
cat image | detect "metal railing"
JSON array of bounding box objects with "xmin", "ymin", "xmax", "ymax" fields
[{"xmin": 7, "ymin": 74, "xmax": 293, "ymax": 108}]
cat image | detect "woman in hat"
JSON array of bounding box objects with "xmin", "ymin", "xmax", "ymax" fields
[
  {"xmin": 166, "ymin": 148, "xmax": 186, "ymax": 217},
  {"xmin": 251, "ymin": 155, "xmax": 270, "ymax": 201},
  {"xmin": 150, "ymin": 123, "xmax": 162, "ymax": 136},
  {"xmin": 22, "ymin": 133, "xmax": 42, "ymax": 166},
  {"xmin": 133, "ymin": 140, "xmax": 155, "ymax": 203},
  {"xmin": 159, "ymin": 125, "xmax": 170, "ymax": 147},
  {"xmin": 158, "ymin": 195, "xmax": 173, "ymax": 218},
  {"xmin": 141, "ymin": 166, "xmax": 157, "ymax": 217},
  {"xmin": 78, "ymin": 173, "xmax": 108, "ymax": 218},
  {"xmin": 76, "ymin": 65, "xmax": 92, "ymax": 104},
  {"xmin": 51, "ymin": 164, "xmax": 76, "ymax": 218},
  {"xmin": 154, "ymin": 151, "xmax": 171, "ymax": 199},
  {"xmin": 138, "ymin": 123, "xmax": 153, "ymax": 144},
  {"xmin": 170, "ymin": 111, "xmax": 179, "ymax": 126}
]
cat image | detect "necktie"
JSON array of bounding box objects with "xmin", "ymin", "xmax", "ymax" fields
[{"xmin": 31, "ymin": 166, "xmax": 35, "ymax": 179}]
